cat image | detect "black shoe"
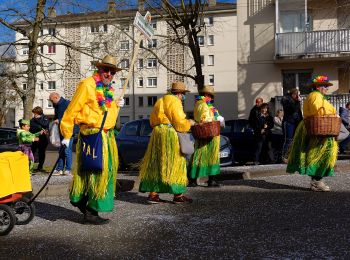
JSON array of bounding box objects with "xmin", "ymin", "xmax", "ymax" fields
[
  {"xmin": 187, "ymin": 181, "xmax": 198, "ymax": 187},
  {"xmin": 83, "ymin": 212, "xmax": 110, "ymax": 225},
  {"xmin": 207, "ymin": 180, "xmax": 222, "ymax": 187}
]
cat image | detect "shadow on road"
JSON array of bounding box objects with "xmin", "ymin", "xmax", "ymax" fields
[
  {"xmin": 34, "ymin": 201, "xmax": 83, "ymax": 224},
  {"xmin": 222, "ymin": 179, "xmax": 310, "ymax": 191}
]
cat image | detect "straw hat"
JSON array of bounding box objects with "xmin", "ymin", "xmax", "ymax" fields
[
  {"xmin": 92, "ymin": 55, "xmax": 122, "ymax": 71},
  {"xmin": 169, "ymin": 82, "xmax": 190, "ymax": 93},
  {"xmin": 199, "ymin": 85, "xmax": 215, "ymax": 96},
  {"xmin": 309, "ymin": 75, "xmax": 333, "ymax": 88}
]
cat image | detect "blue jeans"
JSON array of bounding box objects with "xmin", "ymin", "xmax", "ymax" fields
[
  {"xmin": 56, "ymin": 138, "xmax": 73, "ymax": 171},
  {"xmin": 282, "ymin": 121, "xmax": 297, "ymax": 159}
]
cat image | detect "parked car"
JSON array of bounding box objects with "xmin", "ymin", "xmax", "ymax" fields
[
  {"xmin": 116, "ymin": 119, "xmax": 233, "ymax": 170},
  {"xmin": 220, "ymin": 119, "xmax": 283, "ymax": 165},
  {"xmin": 0, "ymin": 128, "xmax": 18, "ymax": 153}
]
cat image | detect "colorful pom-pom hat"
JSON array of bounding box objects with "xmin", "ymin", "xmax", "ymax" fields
[{"xmin": 309, "ymin": 75, "xmax": 333, "ymax": 88}]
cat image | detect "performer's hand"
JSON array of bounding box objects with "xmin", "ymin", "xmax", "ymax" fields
[
  {"xmin": 189, "ymin": 119, "xmax": 196, "ymax": 126},
  {"xmin": 61, "ymin": 138, "xmax": 70, "ymax": 147},
  {"xmin": 117, "ymin": 98, "xmax": 125, "ymax": 108},
  {"xmin": 217, "ymin": 116, "xmax": 225, "ymax": 126}
]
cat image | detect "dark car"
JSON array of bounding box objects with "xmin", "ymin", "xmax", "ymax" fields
[
  {"xmin": 117, "ymin": 119, "xmax": 233, "ymax": 169},
  {"xmin": 0, "ymin": 127, "xmax": 18, "ymax": 153},
  {"xmin": 221, "ymin": 119, "xmax": 283, "ymax": 164}
]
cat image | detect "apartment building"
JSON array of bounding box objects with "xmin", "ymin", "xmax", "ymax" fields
[
  {"xmin": 14, "ymin": 1, "xmax": 237, "ymax": 127},
  {"xmin": 237, "ymin": 0, "xmax": 350, "ymax": 118}
]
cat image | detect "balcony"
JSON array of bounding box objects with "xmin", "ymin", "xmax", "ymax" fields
[{"xmin": 275, "ymin": 29, "xmax": 350, "ymax": 60}]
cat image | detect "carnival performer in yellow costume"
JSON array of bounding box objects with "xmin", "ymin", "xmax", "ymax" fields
[
  {"xmin": 60, "ymin": 55, "xmax": 125, "ymax": 224},
  {"xmin": 139, "ymin": 82, "xmax": 195, "ymax": 204},
  {"xmin": 287, "ymin": 75, "xmax": 338, "ymax": 192},
  {"xmin": 189, "ymin": 85, "xmax": 225, "ymax": 187}
]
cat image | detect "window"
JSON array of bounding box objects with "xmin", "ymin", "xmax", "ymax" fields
[
  {"xmin": 47, "ymin": 99, "xmax": 53, "ymax": 108},
  {"xmin": 40, "ymin": 46, "xmax": 44, "ymax": 54},
  {"xmin": 200, "ymin": 55, "xmax": 204, "ymax": 66},
  {"xmin": 22, "ymin": 48, "xmax": 29, "ymax": 55},
  {"xmin": 48, "ymin": 27, "xmax": 56, "ymax": 36},
  {"xmin": 147, "ymin": 77, "xmax": 157, "ymax": 88},
  {"xmin": 103, "ymin": 24, "xmax": 108, "ymax": 33},
  {"xmin": 138, "ymin": 77, "xmax": 143, "ymax": 87},
  {"xmin": 48, "ymin": 81, "xmax": 56, "ymax": 90},
  {"xmin": 120, "ymin": 116, "xmax": 130, "ymax": 126},
  {"xmin": 138, "ymin": 59, "xmax": 143, "ymax": 68},
  {"xmin": 124, "ymin": 120, "xmax": 138, "ymax": 135},
  {"xmin": 139, "ymin": 40, "xmax": 143, "ymax": 48},
  {"xmin": 138, "ymin": 115, "xmax": 144, "ymax": 119},
  {"xmin": 138, "ymin": 96, "xmax": 143, "ymax": 107},
  {"xmin": 121, "ymin": 41, "xmax": 129, "ymax": 50},
  {"xmin": 91, "ymin": 25, "xmax": 99, "ymax": 33},
  {"xmin": 40, "ymin": 29, "xmax": 44, "ymax": 36},
  {"xmin": 120, "ymin": 78, "xmax": 129, "ymax": 88},
  {"xmin": 208, "ymin": 74, "xmax": 214, "ymax": 86},
  {"xmin": 282, "ymin": 70, "xmax": 312, "ymax": 95},
  {"xmin": 140, "ymin": 120, "xmax": 152, "ymax": 136},
  {"xmin": 147, "ymin": 96, "xmax": 157, "ymax": 106},
  {"xmin": 39, "ymin": 82, "xmax": 44, "ymax": 90},
  {"xmin": 147, "ymin": 58, "xmax": 157, "ymax": 68},
  {"xmin": 150, "ymin": 21, "xmax": 157, "ymax": 29},
  {"xmin": 48, "ymin": 63, "xmax": 56, "ymax": 70},
  {"xmin": 208, "ymin": 35, "xmax": 214, "ymax": 46},
  {"xmin": 125, "ymin": 97, "xmax": 130, "ymax": 106},
  {"xmin": 20, "ymin": 63, "xmax": 28, "ymax": 70},
  {"xmin": 48, "ymin": 44, "xmax": 56, "ymax": 54},
  {"xmin": 208, "ymin": 55, "xmax": 214, "ymax": 66},
  {"xmin": 206, "ymin": 17, "xmax": 214, "ymax": 26},
  {"xmin": 22, "ymin": 83, "xmax": 27, "ymax": 90},
  {"xmin": 198, "ymin": 36, "xmax": 204, "ymax": 46},
  {"xmin": 148, "ymin": 39, "xmax": 157, "ymax": 48},
  {"xmin": 120, "ymin": 59, "xmax": 129, "ymax": 69}
]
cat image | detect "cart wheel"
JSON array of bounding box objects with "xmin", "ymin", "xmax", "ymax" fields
[
  {"xmin": 13, "ymin": 197, "xmax": 36, "ymax": 225},
  {"xmin": 0, "ymin": 204, "xmax": 16, "ymax": 236}
]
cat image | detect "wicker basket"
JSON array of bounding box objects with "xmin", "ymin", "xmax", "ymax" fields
[
  {"xmin": 191, "ymin": 121, "xmax": 221, "ymax": 139},
  {"xmin": 304, "ymin": 115, "xmax": 341, "ymax": 137}
]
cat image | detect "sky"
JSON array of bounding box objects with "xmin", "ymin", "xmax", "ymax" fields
[{"xmin": 0, "ymin": 0, "xmax": 236, "ymax": 43}]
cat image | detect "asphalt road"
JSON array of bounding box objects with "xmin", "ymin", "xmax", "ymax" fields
[{"xmin": 1, "ymin": 171, "xmax": 350, "ymax": 259}]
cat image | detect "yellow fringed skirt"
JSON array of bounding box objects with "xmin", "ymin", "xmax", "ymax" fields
[{"xmin": 139, "ymin": 124, "xmax": 188, "ymax": 194}]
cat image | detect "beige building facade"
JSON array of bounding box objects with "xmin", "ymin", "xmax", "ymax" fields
[
  {"xmin": 237, "ymin": 0, "xmax": 350, "ymax": 118},
  {"xmin": 14, "ymin": 1, "xmax": 237, "ymax": 127}
]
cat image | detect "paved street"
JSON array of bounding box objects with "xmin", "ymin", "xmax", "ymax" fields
[{"xmin": 1, "ymin": 169, "xmax": 350, "ymax": 259}]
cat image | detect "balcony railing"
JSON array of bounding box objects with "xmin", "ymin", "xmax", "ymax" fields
[{"xmin": 276, "ymin": 29, "xmax": 350, "ymax": 57}]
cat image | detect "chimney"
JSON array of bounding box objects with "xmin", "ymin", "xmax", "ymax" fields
[
  {"xmin": 108, "ymin": 1, "xmax": 116, "ymax": 15},
  {"xmin": 138, "ymin": 0, "xmax": 145, "ymax": 12},
  {"xmin": 208, "ymin": 0, "xmax": 216, "ymax": 7},
  {"xmin": 48, "ymin": 7, "xmax": 56, "ymax": 18}
]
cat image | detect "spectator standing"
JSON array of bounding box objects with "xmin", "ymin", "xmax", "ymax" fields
[
  {"xmin": 338, "ymin": 102, "xmax": 350, "ymax": 154},
  {"xmin": 249, "ymin": 97, "xmax": 263, "ymax": 130},
  {"xmin": 287, "ymin": 75, "xmax": 337, "ymax": 192},
  {"xmin": 60, "ymin": 55, "xmax": 124, "ymax": 224},
  {"xmin": 253, "ymin": 103, "xmax": 274, "ymax": 164},
  {"xmin": 30, "ymin": 106, "xmax": 49, "ymax": 172},
  {"xmin": 281, "ymin": 88, "xmax": 303, "ymax": 162},
  {"xmin": 49, "ymin": 92, "xmax": 75, "ymax": 176},
  {"xmin": 271, "ymin": 109, "xmax": 284, "ymax": 135}
]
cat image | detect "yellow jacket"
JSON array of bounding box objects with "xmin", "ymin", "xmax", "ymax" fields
[
  {"xmin": 150, "ymin": 94, "xmax": 191, "ymax": 133},
  {"xmin": 60, "ymin": 76, "xmax": 120, "ymax": 139},
  {"xmin": 194, "ymin": 100, "xmax": 214, "ymax": 123},
  {"xmin": 303, "ymin": 91, "xmax": 336, "ymax": 118}
]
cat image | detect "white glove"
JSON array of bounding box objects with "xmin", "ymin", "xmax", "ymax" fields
[
  {"xmin": 117, "ymin": 98, "xmax": 125, "ymax": 108},
  {"xmin": 217, "ymin": 116, "xmax": 225, "ymax": 126},
  {"xmin": 61, "ymin": 138, "xmax": 70, "ymax": 147}
]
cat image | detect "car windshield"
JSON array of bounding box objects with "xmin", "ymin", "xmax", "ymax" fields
[{"xmin": 220, "ymin": 135, "xmax": 227, "ymax": 146}]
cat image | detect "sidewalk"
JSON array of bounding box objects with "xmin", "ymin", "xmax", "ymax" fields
[{"xmin": 33, "ymin": 150, "xmax": 350, "ymax": 198}]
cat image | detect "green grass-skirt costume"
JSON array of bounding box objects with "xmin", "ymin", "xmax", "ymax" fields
[
  {"xmin": 287, "ymin": 121, "xmax": 338, "ymax": 177},
  {"xmin": 70, "ymin": 129, "xmax": 118, "ymax": 212},
  {"xmin": 190, "ymin": 136, "xmax": 220, "ymax": 178},
  {"xmin": 139, "ymin": 124, "xmax": 188, "ymax": 194}
]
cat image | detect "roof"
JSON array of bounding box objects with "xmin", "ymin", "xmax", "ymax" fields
[{"xmin": 13, "ymin": 2, "xmax": 236, "ymax": 26}]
